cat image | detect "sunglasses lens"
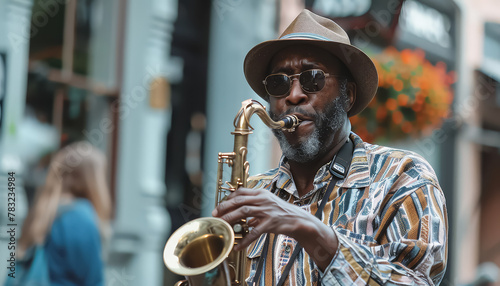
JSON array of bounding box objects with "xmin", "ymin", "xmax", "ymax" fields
[
  {"xmin": 300, "ymin": 70, "xmax": 325, "ymax": 92},
  {"xmin": 265, "ymin": 74, "xmax": 291, "ymax": 96}
]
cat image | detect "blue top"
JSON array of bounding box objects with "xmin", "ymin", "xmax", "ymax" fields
[{"xmin": 44, "ymin": 198, "xmax": 104, "ymax": 286}]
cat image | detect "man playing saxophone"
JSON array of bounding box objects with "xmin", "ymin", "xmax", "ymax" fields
[{"xmin": 212, "ymin": 9, "xmax": 448, "ymax": 286}]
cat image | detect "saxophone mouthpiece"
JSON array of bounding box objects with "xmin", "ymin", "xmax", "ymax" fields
[{"xmin": 281, "ymin": 115, "xmax": 301, "ymax": 132}]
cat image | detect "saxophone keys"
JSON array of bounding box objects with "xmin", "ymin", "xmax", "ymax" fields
[{"xmin": 233, "ymin": 224, "xmax": 243, "ymax": 233}]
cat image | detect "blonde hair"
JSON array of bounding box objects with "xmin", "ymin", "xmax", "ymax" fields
[{"xmin": 18, "ymin": 141, "xmax": 112, "ymax": 258}]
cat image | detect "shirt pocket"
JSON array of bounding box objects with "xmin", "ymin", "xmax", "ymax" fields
[
  {"xmin": 246, "ymin": 233, "xmax": 267, "ymax": 259},
  {"xmin": 245, "ymin": 234, "xmax": 268, "ymax": 285}
]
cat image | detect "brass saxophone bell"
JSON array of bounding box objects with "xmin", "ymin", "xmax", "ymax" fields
[{"xmin": 163, "ymin": 217, "xmax": 235, "ymax": 286}]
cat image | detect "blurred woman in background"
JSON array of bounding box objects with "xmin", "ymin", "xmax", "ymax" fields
[{"xmin": 17, "ymin": 141, "xmax": 112, "ymax": 285}]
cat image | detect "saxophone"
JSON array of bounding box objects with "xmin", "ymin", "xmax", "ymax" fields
[{"xmin": 163, "ymin": 99, "xmax": 300, "ymax": 286}]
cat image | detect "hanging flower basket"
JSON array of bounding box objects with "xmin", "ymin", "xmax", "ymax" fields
[{"xmin": 351, "ymin": 47, "xmax": 455, "ymax": 143}]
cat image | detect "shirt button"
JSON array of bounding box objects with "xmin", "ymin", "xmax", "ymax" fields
[{"xmin": 278, "ymin": 191, "xmax": 289, "ymax": 201}]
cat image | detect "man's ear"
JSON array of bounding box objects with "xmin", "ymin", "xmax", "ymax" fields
[{"xmin": 346, "ymin": 81, "xmax": 356, "ymax": 112}]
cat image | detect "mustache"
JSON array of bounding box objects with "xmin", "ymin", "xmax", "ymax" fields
[{"xmin": 270, "ymin": 106, "xmax": 318, "ymax": 121}]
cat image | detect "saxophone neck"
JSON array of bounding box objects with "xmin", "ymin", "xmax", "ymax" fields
[{"xmin": 233, "ymin": 99, "xmax": 300, "ymax": 134}]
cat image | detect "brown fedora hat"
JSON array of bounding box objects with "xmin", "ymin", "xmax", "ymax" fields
[{"xmin": 244, "ymin": 9, "xmax": 378, "ymax": 117}]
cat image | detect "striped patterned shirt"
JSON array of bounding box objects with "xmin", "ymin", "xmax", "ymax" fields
[{"xmin": 245, "ymin": 132, "xmax": 448, "ymax": 285}]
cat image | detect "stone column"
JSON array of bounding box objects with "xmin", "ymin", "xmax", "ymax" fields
[
  {"xmin": 104, "ymin": 0, "xmax": 180, "ymax": 285},
  {"xmin": 202, "ymin": 0, "xmax": 278, "ymax": 217}
]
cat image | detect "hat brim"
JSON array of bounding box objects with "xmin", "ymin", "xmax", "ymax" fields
[{"xmin": 244, "ymin": 39, "xmax": 378, "ymax": 117}]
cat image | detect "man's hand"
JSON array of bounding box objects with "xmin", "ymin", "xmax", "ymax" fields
[
  {"xmin": 212, "ymin": 188, "xmax": 310, "ymax": 250},
  {"xmin": 212, "ymin": 188, "xmax": 338, "ymax": 271}
]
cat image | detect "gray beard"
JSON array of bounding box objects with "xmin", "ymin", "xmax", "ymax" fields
[{"xmin": 269, "ymin": 92, "xmax": 349, "ymax": 163}]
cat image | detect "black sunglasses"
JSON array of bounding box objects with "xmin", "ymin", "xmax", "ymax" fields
[{"xmin": 262, "ymin": 69, "xmax": 336, "ymax": 97}]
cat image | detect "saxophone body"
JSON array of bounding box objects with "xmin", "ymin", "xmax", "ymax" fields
[{"xmin": 163, "ymin": 99, "xmax": 300, "ymax": 286}]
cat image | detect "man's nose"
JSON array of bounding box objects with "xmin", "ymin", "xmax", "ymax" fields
[{"xmin": 285, "ymin": 78, "xmax": 307, "ymax": 105}]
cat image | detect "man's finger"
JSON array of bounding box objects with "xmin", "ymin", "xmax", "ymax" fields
[
  {"xmin": 234, "ymin": 222, "xmax": 268, "ymax": 251},
  {"xmin": 227, "ymin": 187, "xmax": 266, "ymax": 199},
  {"xmin": 221, "ymin": 205, "xmax": 260, "ymax": 224}
]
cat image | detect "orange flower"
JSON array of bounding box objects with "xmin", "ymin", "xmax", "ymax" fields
[
  {"xmin": 392, "ymin": 111, "xmax": 403, "ymax": 124},
  {"xmin": 393, "ymin": 79, "xmax": 403, "ymax": 92},
  {"xmin": 402, "ymin": 122, "xmax": 413, "ymax": 133},
  {"xmin": 401, "ymin": 49, "xmax": 413, "ymax": 64},
  {"xmin": 386, "ymin": 98, "xmax": 398, "ymax": 111},
  {"xmin": 376, "ymin": 107, "xmax": 387, "ymax": 120},
  {"xmin": 397, "ymin": 94, "xmax": 409, "ymax": 106}
]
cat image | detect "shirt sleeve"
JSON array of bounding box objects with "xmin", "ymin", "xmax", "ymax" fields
[{"xmin": 319, "ymin": 184, "xmax": 448, "ymax": 285}]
